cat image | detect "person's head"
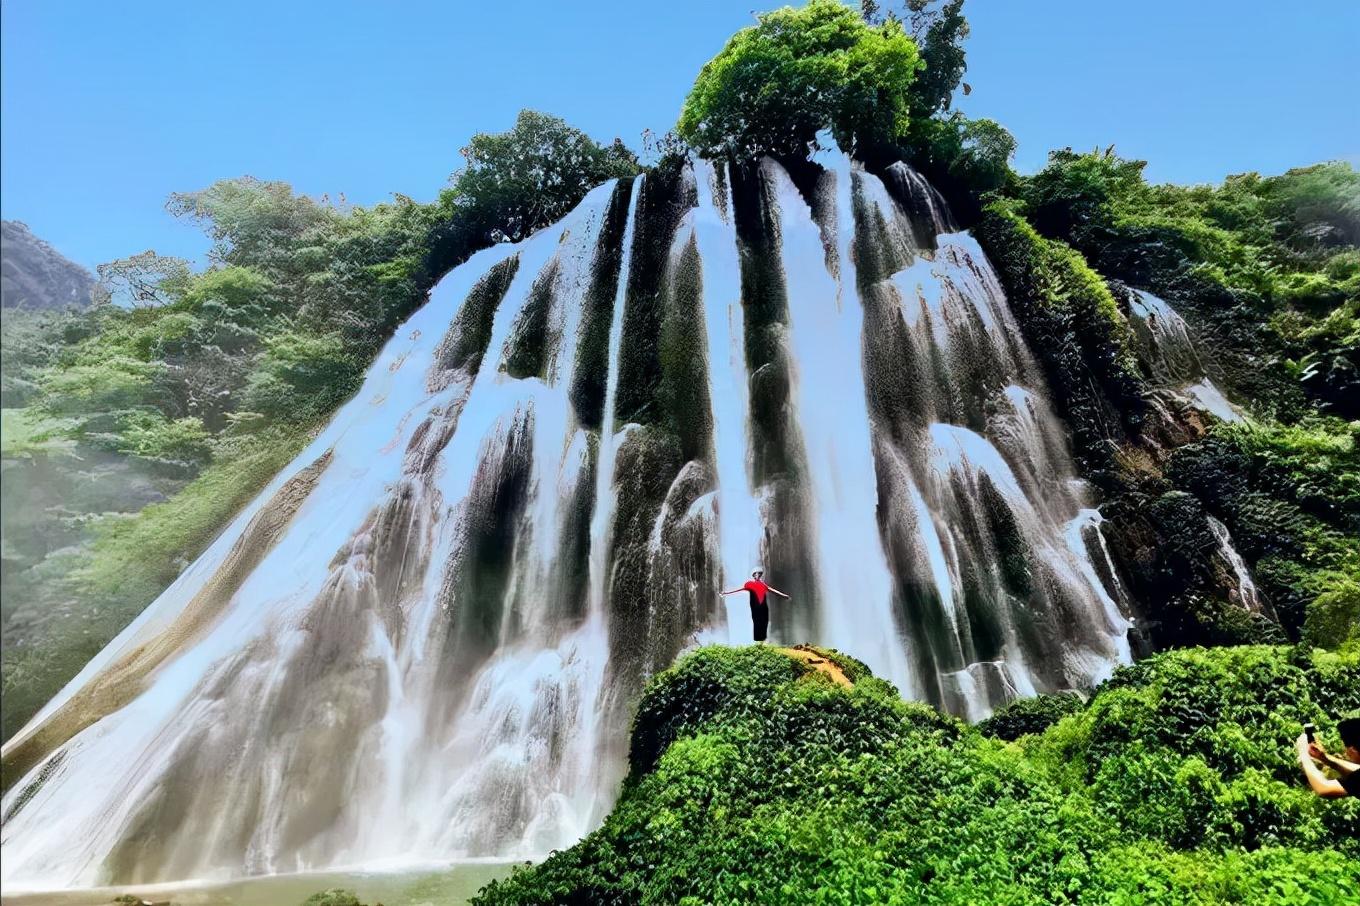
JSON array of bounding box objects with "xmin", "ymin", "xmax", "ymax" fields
[
  {"xmin": 751, "ymin": 569, "xmax": 764, "ymax": 581},
  {"xmin": 1340, "ymin": 712, "xmax": 1360, "ymax": 760}
]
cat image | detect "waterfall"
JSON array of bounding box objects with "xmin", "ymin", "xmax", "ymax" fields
[
  {"xmin": 772, "ymin": 154, "xmax": 911, "ymax": 691},
  {"xmin": 882, "ymin": 161, "xmax": 956, "ymax": 242},
  {"xmin": 856, "ymin": 165, "xmax": 1131, "ymax": 716},
  {"xmin": 690, "ymin": 162, "xmax": 761, "ymax": 645},
  {"xmin": 585, "ymin": 178, "xmax": 642, "ymax": 618},
  {"xmin": 1126, "ymin": 288, "xmax": 1244, "ymax": 423},
  {"xmin": 1206, "ymin": 515, "xmax": 1265, "ymax": 614},
  {"xmin": 1, "ymin": 157, "xmax": 1133, "ymax": 889}
]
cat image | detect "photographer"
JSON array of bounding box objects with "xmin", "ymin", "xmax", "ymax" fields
[{"xmin": 1296, "ymin": 713, "xmax": 1360, "ymax": 799}]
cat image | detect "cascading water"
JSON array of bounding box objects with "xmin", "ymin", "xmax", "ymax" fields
[
  {"xmin": 1206, "ymin": 515, "xmax": 1267, "ymax": 616},
  {"xmin": 1, "ymin": 154, "xmax": 1133, "ymax": 888},
  {"xmin": 773, "ymin": 155, "xmax": 912, "ymax": 691},
  {"xmin": 1119, "ymin": 288, "xmax": 1271, "ymax": 622},
  {"xmin": 1126, "ymin": 288, "xmax": 1244, "ymax": 423},
  {"xmin": 690, "ymin": 161, "xmax": 762, "ymax": 645},
  {"xmin": 850, "ymin": 168, "xmax": 1130, "ymax": 718}
]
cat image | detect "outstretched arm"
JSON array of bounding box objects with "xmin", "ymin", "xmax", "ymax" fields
[
  {"xmin": 719, "ymin": 588, "xmax": 744, "ymax": 596},
  {"xmin": 765, "ymin": 585, "xmax": 791, "ymax": 599},
  {"xmin": 1310, "ymin": 740, "xmax": 1359, "ymax": 777},
  {"xmin": 1298, "ymin": 734, "xmax": 1347, "ymax": 798}
]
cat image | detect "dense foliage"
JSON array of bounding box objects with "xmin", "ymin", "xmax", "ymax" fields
[
  {"xmin": 1166, "ymin": 419, "xmax": 1359, "ymax": 649},
  {"xmin": 0, "ymin": 112, "xmax": 638, "ymax": 741},
  {"xmin": 474, "ymin": 644, "xmax": 1359, "ymax": 904},
  {"xmin": 443, "ymin": 110, "xmax": 640, "ymax": 244},
  {"xmin": 678, "ymin": 0, "xmax": 921, "ymax": 159},
  {"xmin": 1015, "ymin": 150, "xmax": 1359, "ymax": 418},
  {"xmin": 973, "ymin": 146, "xmax": 1358, "ymax": 653},
  {"xmin": 975, "ymin": 690, "xmax": 1084, "ymax": 742}
]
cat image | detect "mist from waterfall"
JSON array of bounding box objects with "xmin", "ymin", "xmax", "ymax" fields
[{"xmin": 1, "ymin": 155, "xmax": 1133, "ymax": 889}]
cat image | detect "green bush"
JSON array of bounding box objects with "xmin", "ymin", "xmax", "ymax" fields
[
  {"xmin": 976, "ymin": 690, "xmax": 1084, "ymax": 741},
  {"xmin": 300, "ymin": 890, "xmax": 365, "ymax": 906},
  {"xmin": 177, "ymin": 265, "xmax": 278, "ymax": 313},
  {"xmin": 241, "ymin": 330, "xmax": 363, "ymax": 420},
  {"xmin": 628, "ymin": 645, "xmax": 804, "ymax": 774},
  {"xmin": 115, "ymin": 411, "xmax": 213, "ymax": 467},
  {"xmin": 473, "ymin": 644, "xmax": 1359, "ymax": 905},
  {"xmin": 1166, "ymin": 418, "xmax": 1360, "ymax": 647},
  {"xmin": 678, "ymin": 0, "xmax": 921, "ymax": 159},
  {"xmin": 901, "ymin": 113, "xmax": 1017, "ymax": 206},
  {"xmin": 443, "ymin": 109, "xmax": 640, "ymax": 245},
  {"xmin": 1, "ymin": 308, "xmax": 81, "ymax": 407},
  {"xmin": 1090, "ymin": 843, "xmax": 1360, "ymax": 905},
  {"xmin": 36, "ymin": 353, "xmax": 164, "ymax": 422}
]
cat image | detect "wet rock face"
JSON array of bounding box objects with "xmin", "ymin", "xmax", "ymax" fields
[
  {"xmin": 3, "ymin": 158, "xmax": 1154, "ymax": 885},
  {"xmin": 428, "ymin": 254, "xmax": 521, "ymax": 392},
  {"xmin": 1099, "ymin": 488, "xmax": 1283, "ymax": 649}
]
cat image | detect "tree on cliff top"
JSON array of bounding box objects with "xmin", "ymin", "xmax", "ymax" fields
[
  {"xmin": 442, "ymin": 109, "xmax": 640, "ymax": 245},
  {"xmin": 677, "ymin": 0, "xmax": 921, "ymax": 159},
  {"xmin": 862, "ymin": 0, "xmax": 970, "ymax": 120}
]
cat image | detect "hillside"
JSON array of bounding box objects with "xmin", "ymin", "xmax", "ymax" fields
[
  {"xmin": 0, "ymin": 221, "xmax": 94, "ymax": 310},
  {"xmin": 474, "ymin": 643, "xmax": 1360, "ymax": 904}
]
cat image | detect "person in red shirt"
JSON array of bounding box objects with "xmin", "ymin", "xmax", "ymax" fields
[{"xmin": 720, "ymin": 569, "xmax": 791, "ymax": 643}]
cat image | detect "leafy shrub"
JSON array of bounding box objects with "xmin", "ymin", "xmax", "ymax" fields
[
  {"xmin": 300, "ymin": 890, "xmax": 364, "ymax": 906},
  {"xmin": 1093, "ymin": 745, "xmax": 1224, "ymax": 848},
  {"xmin": 36, "ymin": 354, "xmax": 164, "ymax": 423},
  {"xmin": 1304, "ymin": 580, "xmax": 1360, "ymax": 653},
  {"xmin": 1013, "ymin": 151, "xmax": 1360, "ymax": 416},
  {"xmin": 241, "ymin": 330, "xmax": 363, "ymax": 420},
  {"xmin": 473, "ymin": 644, "xmax": 1359, "ymax": 905},
  {"xmin": 976, "ymin": 690, "xmax": 1084, "ymax": 741},
  {"xmin": 115, "ymin": 411, "xmax": 213, "ymax": 467},
  {"xmin": 1, "ymin": 308, "xmax": 82, "ymax": 407},
  {"xmin": 1166, "ymin": 419, "xmax": 1360, "ymax": 647},
  {"xmin": 628, "ymin": 645, "xmax": 803, "ymax": 775},
  {"xmin": 898, "ymin": 112, "xmax": 1016, "ymax": 217},
  {"xmin": 678, "ymin": 0, "xmax": 921, "ymax": 159},
  {"xmin": 1090, "ymin": 843, "xmax": 1360, "ymax": 905}
]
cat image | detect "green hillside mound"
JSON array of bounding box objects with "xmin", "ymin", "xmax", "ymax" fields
[{"xmin": 475, "ymin": 644, "xmax": 1360, "ymax": 905}]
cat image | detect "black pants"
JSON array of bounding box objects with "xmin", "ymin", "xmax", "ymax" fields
[{"xmin": 750, "ymin": 599, "xmax": 769, "ymax": 642}]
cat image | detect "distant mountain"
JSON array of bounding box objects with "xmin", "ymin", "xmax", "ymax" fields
[{"xmin": 1, "ymin": 220, "xmax": 95, "ymax": 309}]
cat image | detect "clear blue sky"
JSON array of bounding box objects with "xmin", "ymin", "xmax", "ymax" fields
[{"xmin": 3, "ymin": 0, "xmax": 1357, "ymax": 272}]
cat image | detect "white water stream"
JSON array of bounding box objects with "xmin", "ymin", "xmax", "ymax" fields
[{"xmin": 1127, "ymin": 288, "xmax": 1244, "ymax": 423}]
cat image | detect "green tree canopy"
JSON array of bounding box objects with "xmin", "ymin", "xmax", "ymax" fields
[
  {"xmin": 863, "ymin": 0, "xmax": 970, "ymax": 119},
  {"xmin": 678, "ymin": 0, "xmax": 922, "ymax": 159},
  {"xmin": 168, "ymin": 177, "xmax": 335, "ymax": 275},
  {"xmin": 442, "ymin": 109, "xmax": 640, "ymax": 244}
]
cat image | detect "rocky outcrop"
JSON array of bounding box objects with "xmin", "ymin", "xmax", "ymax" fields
[{"xmin": 1, "ymin": 220, "xmax": 94, "ymax": 310}]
